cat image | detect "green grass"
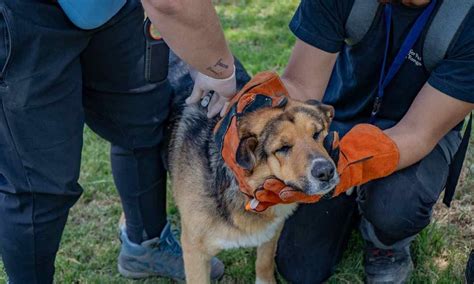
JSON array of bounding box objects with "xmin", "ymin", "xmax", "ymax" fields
[{"xmin": 1, "ymin": 0, "xmax": 472, "ymax": 283}]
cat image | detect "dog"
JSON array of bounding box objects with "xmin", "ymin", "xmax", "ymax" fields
[{"xmin": 169, "ymin": 89, "xmax": 338, "ymax": 283}]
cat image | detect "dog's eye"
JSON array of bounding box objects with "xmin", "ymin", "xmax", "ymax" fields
[
  {"xmin": 313, "ymin": 131, "xmax": 321, "ymax": 140},
  {"xmin": 275, "ymin": 145, "xmax": 292, "ymax": 155}
]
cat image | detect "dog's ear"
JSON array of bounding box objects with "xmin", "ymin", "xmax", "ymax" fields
[
  {"xmin": 305, "ymin": 100, "xmax": 335, "ymax": 124},
  {"xmin": 236, "ymin": 136, "xmax": 258, "ymax": 171},
  {"xmin": 319, "ymin": 104, "xmax": 335, "ymax": 124}
]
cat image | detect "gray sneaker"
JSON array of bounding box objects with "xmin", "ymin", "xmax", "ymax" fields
[
  {"xmin": 118, "ymin": 222, "xmax": 225, "ymax": 281},
  {"xmin": 364, "ymin": 242, "xmax": 414, "ymax": 284}
]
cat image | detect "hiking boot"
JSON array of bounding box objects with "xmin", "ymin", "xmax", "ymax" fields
[
  {"xmin": 118, "ymin": 222, "xmax": 225, "ymax": 281},
  {"xmin": 364, "ymin": 242, "xmax": 414, "ymax": 284}
]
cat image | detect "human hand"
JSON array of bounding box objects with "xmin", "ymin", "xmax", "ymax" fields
[{"xmin": 186, "ymin": 66, "xmax": 237, "ymax": 118}]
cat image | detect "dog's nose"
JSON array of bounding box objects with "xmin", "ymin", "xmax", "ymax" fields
[{"xmin": 311, "ymin": 160, "xmax": 335, "ymax": 182}]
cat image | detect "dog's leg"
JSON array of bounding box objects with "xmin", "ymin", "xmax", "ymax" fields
[
  {"xmin": 255, "ymin": 225, "xmax": 283, "ymax": 284},
  {"xmin": 181, "ymin": 227, "xmax": 213, "ymax": 284}
]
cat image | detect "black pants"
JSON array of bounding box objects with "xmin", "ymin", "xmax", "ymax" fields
[
  {"xmin": 276, "ymin": 121, "xmax": 461, "ymax": 283},
  {"xmin": 0, "ymin": 1, "xmax": 171, "ymax": 283}
]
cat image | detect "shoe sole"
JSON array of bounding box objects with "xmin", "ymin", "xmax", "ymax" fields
[
  {"xmin": 118, "ymin": 264, "xmax": 189, "ymax": 282},
  {"xmin": 118, "ymin": 264, "xmax": 224, "ymax": 282},
  {"xmin": 118, "ymin": 264, "xmax": 156, "ymax": 279},
  {"xmin": 365, "ymin": 260, "xmax": 414, "ymax": 284}
]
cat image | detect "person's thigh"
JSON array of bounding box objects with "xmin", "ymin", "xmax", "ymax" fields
[
  {"xmin": 0, "ymin": 1, "xmax": 87, "ymax": 282},
  {"xmin": 0, "ymin": 0, "xmax": 88, "ymax": 195},
  {"xmin": 358, "ymin": 131, "xmax": 461, "ymax": 246},
  {"xmin": 82, "ymin": 0, "xmax": 172, "ymax": 150}
]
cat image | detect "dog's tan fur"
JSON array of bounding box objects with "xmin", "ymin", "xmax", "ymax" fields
[{"xmin": 170, "ymin": 98, "xmax": 334, "ymax": 283}]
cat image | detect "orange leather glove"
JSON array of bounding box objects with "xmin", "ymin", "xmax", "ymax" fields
[
  {"xmin": 245, "ymin": 178, "xmax": 322, "ymax": 212},
  {"xmin": 324, "ymin": 124, "xmax": 400, "ymax": 197}
]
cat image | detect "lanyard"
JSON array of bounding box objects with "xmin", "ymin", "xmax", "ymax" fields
[{"xmin": 370, "ymin": 0, "xmax": 437, "ymax": 123}]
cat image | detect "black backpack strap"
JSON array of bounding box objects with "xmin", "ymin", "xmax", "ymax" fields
[
  {"xmin": 443, "ymin": 113, "xmax": 472, "ymax": 207},
  {"xmin": 423, "ymin": 0, "xmax": 474, "ymax": 72},
  {"xmin": 344, "ymin": 0, "xmax": 380, "ymax": 46}
]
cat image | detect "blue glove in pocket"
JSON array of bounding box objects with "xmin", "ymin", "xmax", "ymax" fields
[{"xmin": 58, "ymin": 0, "xmax": 126, "ymax": 30}]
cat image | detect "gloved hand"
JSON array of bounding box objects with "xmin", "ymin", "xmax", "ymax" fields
[
  {"xmin": 245, "ymin": 178, "xmax": 322, "ymax": 212},
  {"xmin": 323, "ymin": 124, "xmax": 400, "ymax": 197},
  {"xmin": 186, "ymin": 66, "xmax": 237, "ymax": 118}
]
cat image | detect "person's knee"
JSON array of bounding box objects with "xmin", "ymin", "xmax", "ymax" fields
[
  {"xmin": 85, "ymin": 83, "xmax": 172, "ymax": 150},
  {"xmin": 364, "ymin": 205, "xmax": 431, "ymax": 245},
  {"xmin": 359, "ymin": 146, "xmax": 451, "ymax": 245},
  {"xmin": 359, "ymin": 182, "xmax": 433, "ymax": 244}
]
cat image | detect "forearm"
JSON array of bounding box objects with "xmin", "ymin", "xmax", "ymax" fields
[
  {"xmin": 384, "ymin": 83, "xmax": 473, "ymax": 170},
  {"xmin": 384, "ymin": 122, "xmax": 438, "ymax": 170},
  {"xmin": 142, "ymin": 0, "xmax": 234, "ymax": 79},
  {"xmin": 281, "ymin": 39, "xmax": 338, "ymax": 101}
]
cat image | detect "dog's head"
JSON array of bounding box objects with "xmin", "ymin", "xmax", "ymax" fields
[{"xmin": 236, "ymin": 98, "xmax": 339, "ymax": 196}]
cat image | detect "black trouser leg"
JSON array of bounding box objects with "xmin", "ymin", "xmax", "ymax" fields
[
  {"xmin": 276, "ymin": 193, "xmax": 359, "ymax": 283},
  {"xmin": 80, "ymin": 0, "xmax": 173, "ymax": 244},
  {"xmin": 111, "ymin": 145, "xmax": 167, "ymax": 243},
  {"xmin": 358, "ymin": 131, "xmax": 461, "ymax": 247},
  {"xmin": 0, "ymin": 1, "xmax": 87, "ymax": 282}
]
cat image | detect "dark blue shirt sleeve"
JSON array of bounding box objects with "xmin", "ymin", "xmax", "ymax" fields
[
  {"xmin": 289, "ymin": 0, "xmax": 355, "ymax": 53},
  {"xmin": 428, "ymin": 11, "xmax": 474, "ymax": 103}
]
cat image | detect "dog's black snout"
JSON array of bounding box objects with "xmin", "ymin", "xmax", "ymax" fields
[{"xmin": 311, "ymin": 160, "xmax": 335, "ymax": 182}]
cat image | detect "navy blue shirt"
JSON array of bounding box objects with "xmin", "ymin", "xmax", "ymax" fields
[{"xmin": 290, "ymin": 0, "xmax": 474, "ymax": 132}]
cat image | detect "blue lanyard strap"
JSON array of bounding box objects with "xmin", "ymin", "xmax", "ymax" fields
[{"xmin": 371, "ymin": 0, "xmax": 437, "ymax": 123}]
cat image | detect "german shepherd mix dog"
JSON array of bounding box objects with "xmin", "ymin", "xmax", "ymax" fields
[{"xmin": 170, "ymin": 73, "xmax": 338, "ymax": 283}]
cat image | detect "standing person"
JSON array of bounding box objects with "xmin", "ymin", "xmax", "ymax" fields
[
  {"xmin": 0, "ymin": 0, "xmax": 239, "ymax": 282},
  {"xmin": 271, "ymin": 0, "xmax": 474, "ymax": 283}
]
